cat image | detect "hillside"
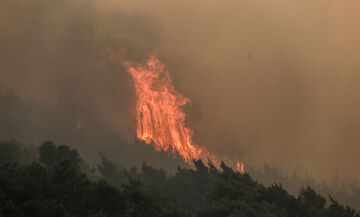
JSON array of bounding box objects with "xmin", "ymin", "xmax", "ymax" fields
[{"xmin": 0, "ymin": 141, "xmax": 359, "ymax": 217}]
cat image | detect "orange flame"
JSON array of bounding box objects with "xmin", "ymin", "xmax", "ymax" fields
[
  {"xmin": 236, "ymin": 161, "xmax": 245, "ymax": 174},
  {"xmin": 125, "ymin": 55, "xmax": 244, "ymax": 172}
]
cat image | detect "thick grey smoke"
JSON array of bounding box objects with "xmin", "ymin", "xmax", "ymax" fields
[
  {"xmin": 0, "ymin": 0, "xmax": 159, "ymax": 138},
  {"xmin": 1, "ymin": 0, "xmax": 360, "ymax": 179}
]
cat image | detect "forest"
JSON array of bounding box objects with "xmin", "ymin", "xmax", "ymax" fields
[{"xmin": 0, "ymin": 140, "xmax": 359, "ymax": 217}]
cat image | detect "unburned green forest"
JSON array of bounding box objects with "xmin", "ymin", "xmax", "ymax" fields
[{"xmin": 0, "ymin": 141, "xmax": 359, "ymax": 217}]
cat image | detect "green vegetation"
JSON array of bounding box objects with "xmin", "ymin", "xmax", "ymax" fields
[{"xmin": 0, "ymin": 141, "xmax": 359, "ymax": 217}]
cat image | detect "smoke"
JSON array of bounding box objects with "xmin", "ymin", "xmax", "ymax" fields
[
  {"xmin": 1, "ymin": 0, "xmax": 360, "ymax": 179},
  {"xmin": 0, "ymin": 0, "xmax": 158, "ymax": 138}
]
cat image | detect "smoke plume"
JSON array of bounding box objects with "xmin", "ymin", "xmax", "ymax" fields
[{"xmin": 1, "ymin": 0, "xmax": 360, "ymax": 180}]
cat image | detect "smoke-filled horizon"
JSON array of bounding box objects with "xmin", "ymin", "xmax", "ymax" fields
[{"xmin": 1, "ymin": 0, "xmax": 360, "ymax": 180}]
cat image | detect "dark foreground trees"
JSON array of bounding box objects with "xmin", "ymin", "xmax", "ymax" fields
[{"xmin": 0, "ymin": 141, "xmax": 359, "ymax": 217}]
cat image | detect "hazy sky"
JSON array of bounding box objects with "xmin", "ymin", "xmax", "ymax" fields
[{"xmin": 1, "ymin": 0, "xmax": 360, "ymax": 179}]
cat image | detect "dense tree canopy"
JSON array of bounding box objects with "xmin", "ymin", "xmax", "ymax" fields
[{"xmin": 0, "ymin": 141, "xmax": 359, "ymax": 217}]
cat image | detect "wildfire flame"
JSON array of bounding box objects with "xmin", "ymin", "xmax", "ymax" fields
[
  {"xmin": 124, "ymin": 55, "xmax": 244, "ymax": 173},
  {"xmin": 236, "ymin": 161, "xmax": 245, "ymax": 174}
]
